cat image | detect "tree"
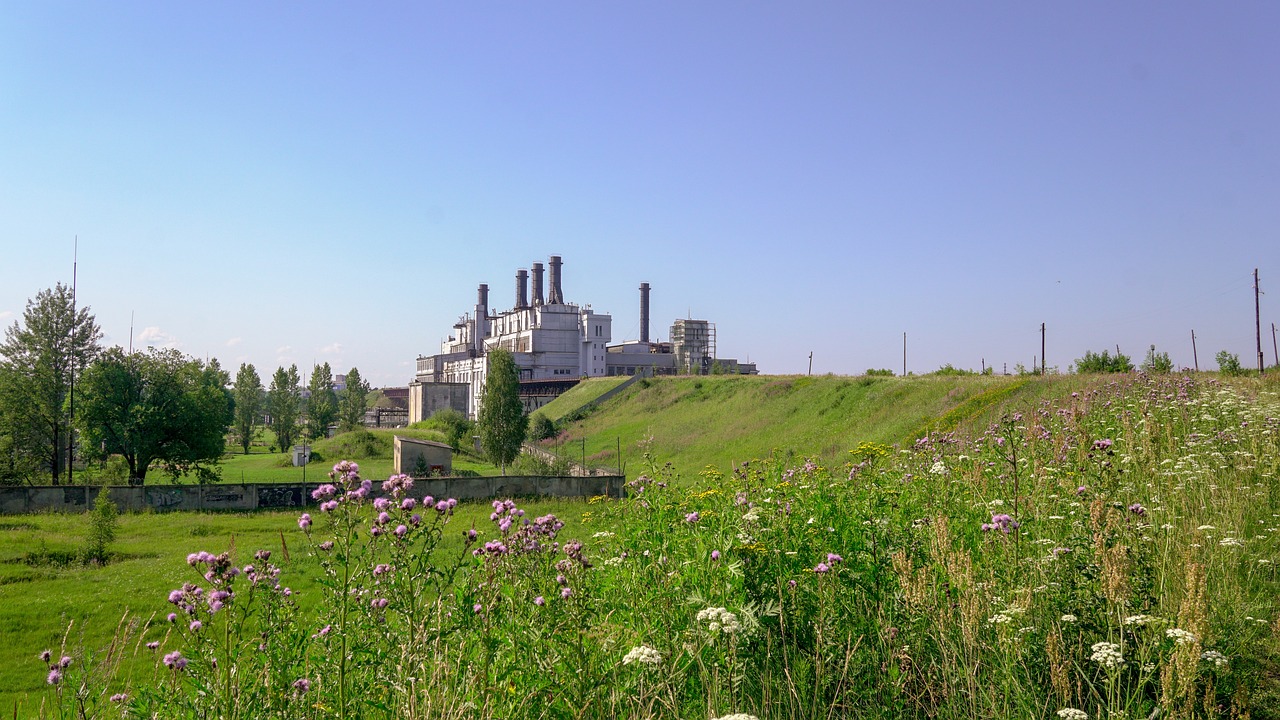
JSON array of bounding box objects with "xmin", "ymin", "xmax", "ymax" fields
[
  {"xmin": 1073, "ymin": 349, "xmax": 1134, "ymax": 374},
  {"xmin": 0, "ymin": 283, "xmax": 102, "ymax": 484},
  {"xmin": 1216, "ymin": 350, "xmax": 1244, "ymax": 376},
  {"xmin": 338, "ymin": 367, "xmax": 370, "ymax": 432},
  {"xmin": 306, "ymin": 363, "xmax": 338, "ymax": 440},
  {"xmin": 233, "ymin": 363, "xmax": 263, "ymax": 454},
  {"xmin": 477, "ymin": 349, "xmax": 527, "ymax": 474},
  {"xmin": 77, "ymin": 347, "xmax": 234, "ymax": 483},
  {"xmin": 1141, "ymin": 345, "xmax": 1174, "ymax": 374},
  {"xmin": 267, "ymin": 365, "xmax": 302, "ymax": 453}
]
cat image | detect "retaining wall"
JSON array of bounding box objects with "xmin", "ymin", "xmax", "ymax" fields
[{"xmin": 0, "ymin": 475, "xmax": 625, "ymax": 514}]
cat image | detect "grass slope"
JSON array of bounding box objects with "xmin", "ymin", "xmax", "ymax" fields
[
  {"xmin": 534, "ymin": 377, "xmax": 630, "ymax": 422},
  {"xmin": 547, "ymin": 374, "xmax": 1098, "ymax": 479}
]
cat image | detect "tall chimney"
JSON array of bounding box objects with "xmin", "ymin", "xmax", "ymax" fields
[
  {"xmin": 531, "ymin": 262, "xmax": 545, "ymax": 306},
  {"xmin": 516, "ymin": 269, "xmax": 529, "ymax": 309},
  {"xmin": 475, "ymin": 283, "xmax": 489, "ymax": 353},
  {"xmin": 639, "ymin": 282, "xmax": 650, "ymax": 343},
  {"xmin": 548, "ymin": 255, "xmax": 564, "ymax": 304}
]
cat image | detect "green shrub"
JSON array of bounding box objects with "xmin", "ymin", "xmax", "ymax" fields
[
  {"xmin": 1073, "ymin": 349, "xmax": 1134, "ymax": 373},
  {"xmin": 1216, "ymin": 350, "xmax": 1244, "ymax": 376},
  {"xmin": 1141, "ymin": 345, "xmax": 1174, "ymax": 373},
  {"xmin": 82, "ymin": 490, "xmax": 118, "ymax": 565},
  {"xmin": 528, "ymin": 413, "xmax": 557, "ymax": 442},
  {"xmin": 930, "ymin": 364, "xmax": 975, "ymax": 376},
  {"xmin": 864, "ymin": 368, "xmax": 894, "ymax": 377}
]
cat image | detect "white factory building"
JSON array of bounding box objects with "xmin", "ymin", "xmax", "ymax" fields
[{"xmin": 409, "ymin": 255, "xmax": 756, "ymax": 422}]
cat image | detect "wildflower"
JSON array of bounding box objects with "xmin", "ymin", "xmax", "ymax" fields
[
  {"xmin": 298, "ymin": 513, "xmax": 312, "ymax": 531},
  {"xmin": 1166, "ymin": 628, "xmax": 1198, "ymax": 645},
  {"xmin": 1076, "ymin": 486, "xmax": 1087, "ymax": 495},
  {"xmin": 473, "ymin": 604, "xmax": 483, "ymax": 614},
  {"xmin": 988, "ymin": 613, "xmax": 1013, "ymax": 625},
  {"xmin": 1123, "ymin": 614, "xmax": 1159, "ymax": 626},
  {"xmin": 39, "ymin": 650, "xmax": 51, "ymax": 662},
  {"xmin": 58, "ymin": 655, "xmax": 72, "ymax": 668},
  {"xmin": 929, "ymin": 460, "xmax": 946, "ymax": 475},
  {"xmin": 622, "ymin": 644, "xmax": 663, "ymax": 665},
  {"xmin": 310, "ymin": 484, "xmax": 337, "ymax": 500},
  {"xmin": 373, "ymin": 497, "xmax": 390, "ymax": 512},
  {"xmin": 561, "ymin": 587, "xmax": 573, "ymax": 598},
  {"xmin": 1057, "ymin": 709, "xmax": 1088, "ymax": 720},
  {"xmin": 685, "ymin": 512, "xmax": 700, "ymax": 523},
  {"xmin": 814, "ymin": 562, "xmax": 830, "ymax": 574},
  {"xmin": 377, "ymin": 511, "xmax": 391, "ymax": 525},
  {"xmin": 47, "ymin": 668, "xmax": 62, "ymax": 685},
  {"xmin": 982, "ymin": 513, "xmax": 1020, "ymax": 534},
  {"xmin": 1201, "ymin": 650, "xmax": 1228, "ymax": 668},
  {"xmin": 400, "ymin": 498, "xmax": 417, "ymax": 511},
  {"xmin": 534, "ymin": 596, "xmax": 545, "ymax": 606},
  {"xmin": 394, "ymin": 524, "xmax": 408, "ymax": 538},
  {"xmin": 697, "ymin": 606, "xmax": 742, "ymax": 635},
  {"xmin": 711, "ymin": 550, "xmax": 721, "ymax": 561},
  {"xmin": 1090, "ymin": 641, "xmax": 1124, "ymax": 669},
  {"xmin": 1092, "ymin": 439, "xmax": 1113, "ymax": 451},
  {"xmin": 826, "ymin": 553, "xmax": 843, "ymax": 564},
  {"xmin": 320, "ymin": 500, "xmax": 339, "ymax": 513},
  {"xmin": 1060, "ymin": 614, "xmax": 1078, "ymax": 623},
  {"xmin": 162, "ymin": 651, "xmax": 187, "ymax": 670},
  {"xmin": 146, "ymin": 642, "xmax": 160, "ymax": 650},
  {"xmin": 319, "ymin": 541, "xmax": 334, "ymax": 551},
  {"xmin": 167, "ymin": 613, "xmax": 177, "ymax": 623},
  {"xmin": 189, "ymin": 620, "xmax": 202, "ymax": 632},
  {"xmin": 1128, "ymin": 503, "xmax": 1146, "ymax": 516},
  {"xmin": 710, "ymin": 714, "xmax": 759, "ymax": 720},
  {"xmin": 313, "ymin": 625, "xmax": 331, "ymax": 638},
  {"xmin": 293, "ymin": 678, "xmax": 312, "ymax": 693},
  {"xmin": 110, "ymin": 693, "xmax": 128, "ymax": 703}
]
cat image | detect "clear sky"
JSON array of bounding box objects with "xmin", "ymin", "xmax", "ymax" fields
[{"xmin": 2, "ymin": 2, "xmax": 1277, "ymax": 386}]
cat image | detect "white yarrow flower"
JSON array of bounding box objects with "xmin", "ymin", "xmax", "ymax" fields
[
  {"xmin": 1167, "ymin": 628, "xmax": 1198, "ymax": 645},
  {"xmin": 1090, "ymin": 641, "xmax": 1125, "ymax": 669},
  {"xmin": 697, "ymin": 607, "xmax": 742, "ymax": 635},
  {"xmin": 1057, "ymin": 709, "xmax": 1088, "ymax": 720},
  {"xmin": 1201, "ymin": 650, "xmax": 1228, "ymax": 668},
  {"xmin": 622, "ymin": 645, "xmax": 663, "ymax": 666}
]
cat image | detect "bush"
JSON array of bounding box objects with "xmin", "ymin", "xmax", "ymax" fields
[
  {"xmin": 930, "ymin": 364, "xmax": 975, "ymax": 376},
  {"xmin": 82, "ymin": 490, "xmax": 118, "ymax": 565},
  {"xmin": 1216, "ymin": 350, "xmax": 1244, "ymax": 376},
  {"xmin": 1141, "ymin": 345, "xmax": 1174, "ymax": 373},
  {"xmin": 528, "ymin": 413, "xmax": 557, "ymax": 442},
  {"xmin": 864, "ymin": 368, "xmax": 894, "ymax": 377},
  {"xmin": 1073, "ymin": 349, "xmax": 1134, "ymax": 373},
  {"xmin": 415, "ymin": 408, "xmax": 473, "ymax": 452}
]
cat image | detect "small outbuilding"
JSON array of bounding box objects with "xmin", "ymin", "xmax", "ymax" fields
[{"xmin": 393, "ymin": 436, "xmax": 453, "ymax": 477}]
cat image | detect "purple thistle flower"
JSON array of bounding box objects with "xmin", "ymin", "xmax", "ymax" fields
[
  {"xmin": 684, "ymin": 511, "xmax": 700, "ymax": 523},
  {"xmin": 826, "ymin": 553, "xmax": 844, "ymax": 564},
  {"xmin": 189, "ymin": 620, "xmax": 202, "ymax": 632},
  {"xmin": 319, "ymin": 541, "xmax": 334, "ymax": 551},
  {"xmin": 1128, "ymin": 503, "xmax": 1146, "ymax": 516},
  {"xmin": 814, "ymin": 562, "xmax": 830, "ymax": 574},
  {"xmin": 167, "ymin": 613, "xmax": 177, "ymax": 623},
  {"xmin": 711, "ymin": 550, "xmax": 721, "ymax": 561},
  {"xmin": 320, "ymin": 500, "xmax": 339, "ymax": 513},
  {"xmin": 561, "ymin": 587, "xmax": 573, "ymax": 598},
  {"xmin": 394, "ymin": 524, "xmax": 408, "ymax": 538},
  {"xmin": 410, "ymin": 513, "xmax": 421, "ymax": 525},
  {"xmin": 47, "ymin": 668, "xmax": 62, "ymax": 685},
  {"xmin": 298, "ymin": 513, "xmax": 312, "ymax": 531},
  {"xmin": 146, "ymin": 642, "xmax": 160, "ymax": 650},
  {"xmin": 473, "ymin": 603, "xmax": 483, "ymax": 614},
  {"xmin": 39, "ymin": 649, "xmax": 51, "ymax": 663},
  {"xmin": 373, "ymin": 497, "xmax": 390, "ymax": 512},
  {"xmin": 110, "ymin": 693, "xmax": 127, "ymax": 703},
  {"xmin": 293, "ymin": 678, "xmax": 311, "ymax": 693},
  {"xmin": 377, "ymin": 511, "xmax": 391, "ymax": 525},
  {"xmin": 58, "ymin": 656, "xmax": 72, "ymax": 669},
  {"xmin": 400, "ymin": 498, "xmax": 416, "ymax": 510},
  {"xmin": 534, "ymin": 596, "xmax": 545, "ymax": 606}
]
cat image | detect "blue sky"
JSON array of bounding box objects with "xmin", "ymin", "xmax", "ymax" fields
[{"xmin": 1, "ymin": 2, "xmax": 1277, "ymax": 385}]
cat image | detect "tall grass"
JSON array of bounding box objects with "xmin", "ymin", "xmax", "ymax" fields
[{"xmin": 22, "ymin": 373, "xmax": 1280, "ymax": 718}]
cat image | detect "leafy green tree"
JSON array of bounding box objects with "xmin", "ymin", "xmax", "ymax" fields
[
  {"xmin": 338, "ymin": 367, "xmax": 370, "ymax": 432},
  {"xmin": 306, "ymin": 363, "xmax": 338, "ymax": 440},
  {"xmin": 233, "ymin": 363, "xmax": 263, "ymax": 454},
  {"xmin": 528, "ymin": 413, "xmax": 557, "ymax": 441},
  {"xmin": 1141, "ymin": 345, "xmax": 1174, "ymax": 374},
  {"xmin": 1073, "ymin": 349, "xmax": 1134, "ymax": 374},
  {"xmin": 83, "ymin": 489, "xmax": 118, "ymax": 565},
  {"xmin": 77, "ymin": 347, "xmax": 234, "ymax": 483},
  {"xmin": 0, "ymin": 283, "xmax": 102, "ymax": 484},
  {"xmin": 267, "ymin": 365, "xmax": 302, "ymax": 453},
  {"xmin": 477, "ymin": 349, "xmax": 527, "ymax": 474},
  {"xmin": 1216, "ymin": 350, "xmax": 1243, "ymax": 376}
]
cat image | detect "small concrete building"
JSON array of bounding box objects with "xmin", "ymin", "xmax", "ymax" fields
[{"xmin": 393, "ymin": 436, "xmax": 453, "ymax": 477}]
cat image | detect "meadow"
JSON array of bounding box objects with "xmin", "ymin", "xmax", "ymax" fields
[{"xmin": 6, "ymin": 372, "xmax": 1280, "ymax": 718}]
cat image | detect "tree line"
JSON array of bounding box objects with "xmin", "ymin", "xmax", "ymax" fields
[{"xmin": 0, "ymin": 284, "xmax": 371, "ymax": 485}]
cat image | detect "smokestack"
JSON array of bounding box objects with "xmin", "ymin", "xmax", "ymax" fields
[
  {"xmin": 475, "ymin": 284, "xmax": 489, "ymax": 353},
  {"xmin": 516, "ymin": 269, "xmax": 529, "ymax": 309},
  {"xmin": 548, "ymin": 255, "xmax": 564, "ymax": 304},
  {"xmin": 531, "ymin": 263, "xmax": 545, "ymax": 306},
  {"xmin": 639, "ymin": 282, "xmax": 650, "ymax": 343}
]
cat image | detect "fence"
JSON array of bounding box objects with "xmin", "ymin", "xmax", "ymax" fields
[{"xmin": 0, "ymin": 475, "xmax": 625, "ymax": 514}]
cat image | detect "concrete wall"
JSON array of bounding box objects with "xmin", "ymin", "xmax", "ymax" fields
[
  {"xmin": 0, "ymin": 476, "xmax": 625, "ymax": 514},
  {"xmin": 408, "ymin": 381, "xmax": 470, "ymax": 423}
]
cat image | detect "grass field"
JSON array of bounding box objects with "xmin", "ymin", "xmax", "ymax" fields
[{"xmin": 533, "ymin": 376, "xmax": 631, "ymax": 422}]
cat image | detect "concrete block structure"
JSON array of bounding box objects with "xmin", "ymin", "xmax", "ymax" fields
[{"xmin": 393, "ymin": 436, "xmax": 453, "ymax": 476}]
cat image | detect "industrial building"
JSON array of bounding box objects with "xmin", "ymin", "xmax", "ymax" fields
[{"xmin": 408, "ymin": 255, "xmax": 756, "ymax": 421}]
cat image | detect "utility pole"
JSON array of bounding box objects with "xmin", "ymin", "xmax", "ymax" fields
[
  {"xmin": 903, "ymin": 332, "xmax": 907, "ymax": 377},
  {"xmin": 1191, "ymin": 329, "xmax": 1199, "ymax": 372},
  {"xmin": 981, "ymin": 358, "xmax": 985, "ymax": 374},
  {"xmin": 1256, "ymin": 268, "xmax": 1265, "ymax": 373},
  {"xmin": 1041, "ymin": 322, "xmax": 1046, "ymax": 375},
  {"xmin": 808, "ymin": 351, "xmax": 813, "ymax": 376},
  {"xmin": 1272, "ymin": 322, "xmax": 1278, "ymax": 369}
]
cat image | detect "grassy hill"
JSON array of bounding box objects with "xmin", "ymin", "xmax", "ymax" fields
[
  {"xmin": 534, "ymin": 376, "xmax": 631, "ymax": 422},
  {"xmin": 540, "ymin": 373, "xmax": 1102, "ymax": 479}
]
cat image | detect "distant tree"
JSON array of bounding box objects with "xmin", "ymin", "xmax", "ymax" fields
[
  {"xmin": 864, "ymin": 368, "xmax": 894, "ymax": 377},
  {"xmin": 338, "ymin": 367, "xmax": 370, "ymax": 432},
  {"xmin": 82, "ymin": 489, "xmax": 118, "ymax": 565},
  {"xmin": 1073, "ymin": 349, "xmax": 1134, "ymax": 374},
  {"xmin": 528, "ymin": 413, "xmax": 557, "ymax": 442},
  {"xmin": 477, "ymin": 349, "xmax": 527, "ymax": 474},
  {"xmin": 0, "ymin": 283, "xmax": 102, "ymax": 484},
  {"xmin": 78, "ymin": 347, "xmax": 234, "ymax": 483},
  {"xmin": 267, "ymin": 365, "xmax": 302, "ymax": 453},
  {"xmin": 306, "ymin": 363, "xmax": 338, "ymax": 440},
  {"xmin": 1216, "ymin": 350, "xmax": 1243, "ymax": 376},
  {"xmin": 233, "ymin": 363, "xmax": 263, "ymax": 454},
  {"xmin": 1141, "ymin": 345, "xmax": 1174, "ymax": 374}
]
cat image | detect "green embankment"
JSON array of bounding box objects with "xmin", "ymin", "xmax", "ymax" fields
[
  {"xmin": 534, "ymin": 377, "xmax": 630, "ymax": 422},
  {"xmin": 542, "ymin": 373, "xmax": 1097, "ymax": 478}
]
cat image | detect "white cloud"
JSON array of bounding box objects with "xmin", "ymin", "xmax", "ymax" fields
[
  {"xmin": 226, "ymin": 337, "xmax": 243, "ymax": 347},
  {"xmin": 320, "ymin": 342, "xmax": 343, "ymax": 355},
  {"xmin": 137, "ymin": 326, "xmax": 179, "ymax": 349},
  {"xmin": 276, "ymin": 345, "xmax": 292, "ymax": 355}
]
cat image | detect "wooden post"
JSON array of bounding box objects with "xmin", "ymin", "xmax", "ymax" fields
[{"xmin": 1192, "ymin": 329, "xmax": 1199, "ymax": 372}]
